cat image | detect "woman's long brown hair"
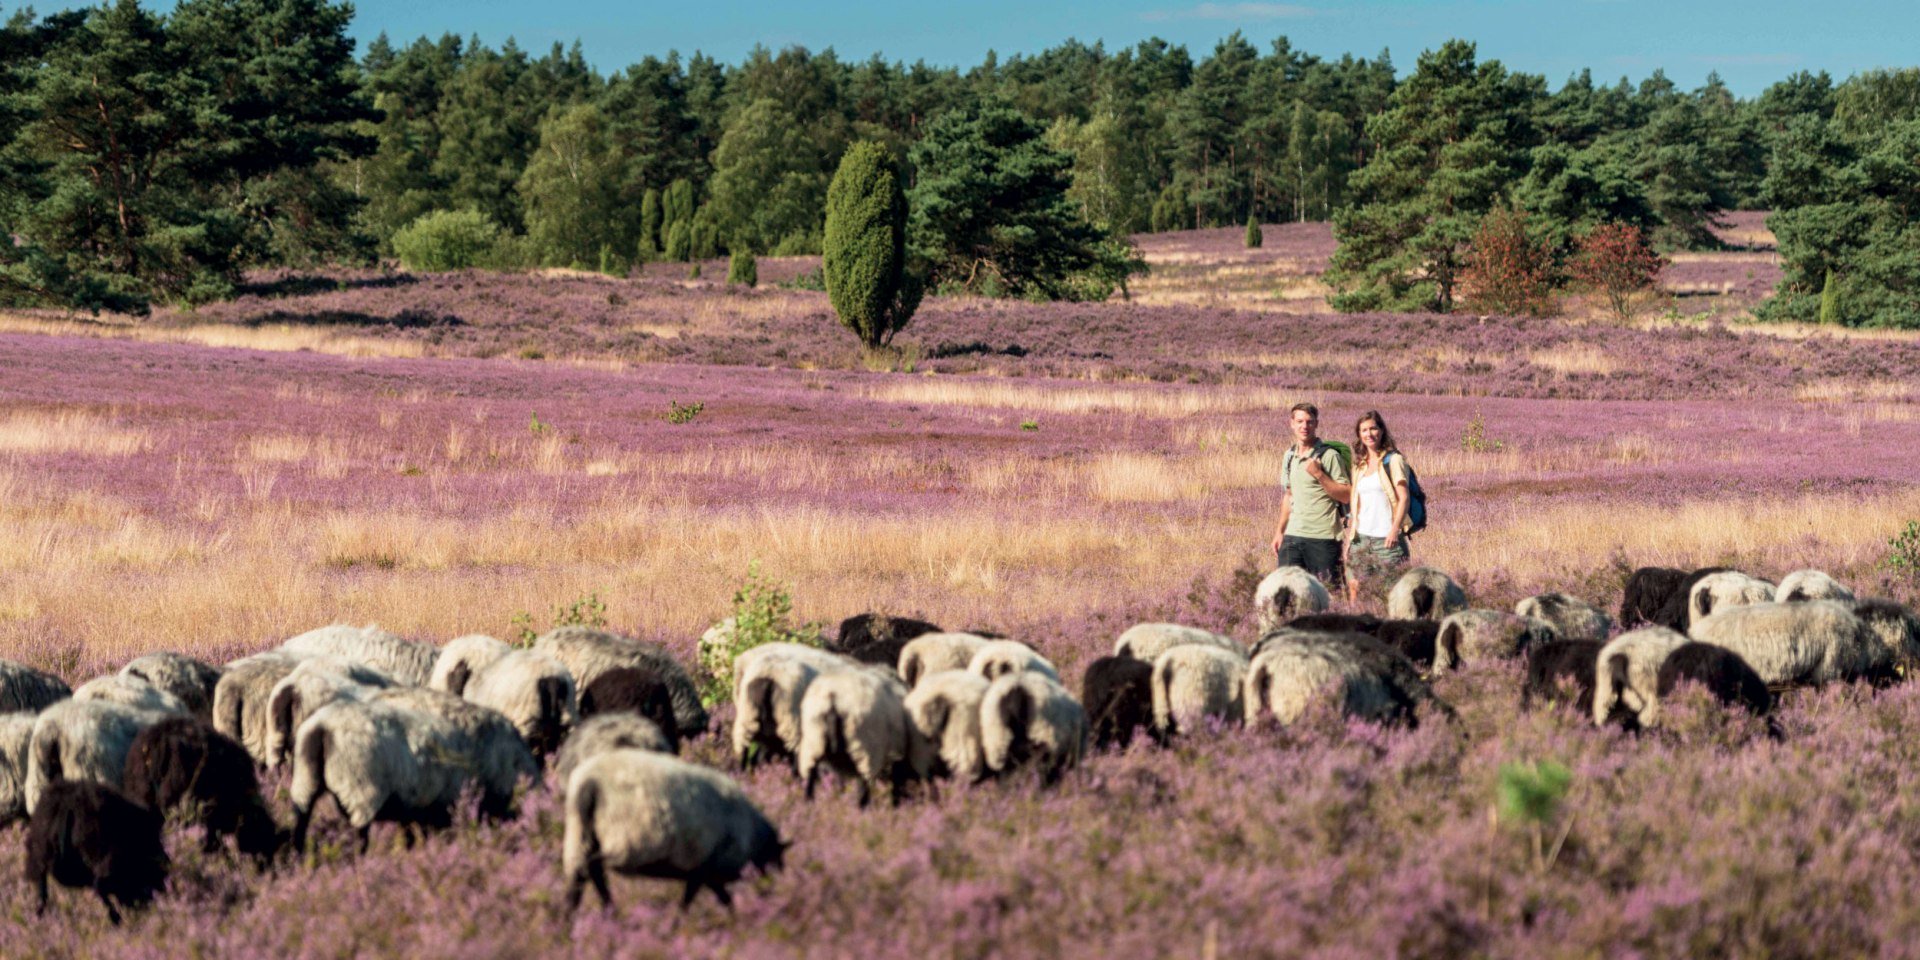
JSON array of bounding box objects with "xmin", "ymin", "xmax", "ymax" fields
[{"xmin": 1353, "ymin": 409, "xmax": 1398, "ymax": 472}]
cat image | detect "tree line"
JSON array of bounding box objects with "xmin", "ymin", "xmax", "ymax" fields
[{"xmin": 0, "ymin": 1, "xmax": 1913, "ymax": 326}]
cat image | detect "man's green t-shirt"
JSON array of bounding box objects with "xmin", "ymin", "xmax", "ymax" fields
[{"xmin": 1282, "ymin": 442, "xmax": 1350, "ymax": 540}]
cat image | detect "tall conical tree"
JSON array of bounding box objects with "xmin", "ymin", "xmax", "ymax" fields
[{"xmin": 823, "ymin": 141, "xmax": 919, "ymax": 349}]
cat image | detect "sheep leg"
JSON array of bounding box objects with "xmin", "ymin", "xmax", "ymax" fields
[
  {"xmin": 803, "ymin": 766, "xmax": 819, "ymax": 802},
  {"xmin": 889, "ymin": 762, "xmax": 909, "ymax": 808},
  {"xmin": 856, "ymin": 778, "xmax": 872, "ymax": 810},
  {"xmin": 291, "ymin": 806, "xmax": 313, "ymax": 854},
  {"xmin": 587, "ymin": 856, "xmax": 613, "ymax": 908},
  {"xmin": 97, "ymin": 888, "xmax": 123, "ymax": 926},
  {"xmin": 680, "ymin": 880, "xmax": 702, "ymax": 909},
  {"xmin": 708, "ymin": 882, "xmax": 734, "ymax": 910},
  {"xmin": 564, "ymin": 873, "xmax": 586, "ymax": 914},
  {"xmin": 32, "ymin": 871, "xmax": 48, "ymax": 917},
  {"xmin": 355, "ymin": 824, "xmax": 372, "ymax": 855}
]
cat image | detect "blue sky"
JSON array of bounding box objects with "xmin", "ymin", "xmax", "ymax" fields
[{"xmin": 29, "ymin": 0, "xmax": 1920, "ymax": 96}]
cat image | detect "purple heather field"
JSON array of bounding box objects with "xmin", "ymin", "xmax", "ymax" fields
[{"xmin": 1, "ymin": 221, "xmax": 1919, "ymax": 958}]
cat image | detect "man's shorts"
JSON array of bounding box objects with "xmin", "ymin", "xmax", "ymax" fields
[{"xmin": 1277, "ymin": 535, "xmax": 1343, "ymax": 584}]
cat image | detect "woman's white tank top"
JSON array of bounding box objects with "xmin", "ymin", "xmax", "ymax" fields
[{"xmin": 1354, "ymin": 466, "xmax": 1393, "ymax": 539}]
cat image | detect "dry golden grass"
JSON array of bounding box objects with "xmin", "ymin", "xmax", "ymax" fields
[
  {"xmin": 0, "ymin": 312, "xmax": 428, "ymax": 359},
  {"xmin": 1526, "ymin": 344, "xmax": 1619, "ymax": 377},
  {"xmin": 864, "ymin": 379, "xmax": 1296, "ymax": 417},
  {"xmin": 1796, "ymin": 379, "xmax": 1920, "ymax": 403},
  {"xmin": 0, "ymin": 408, "xmax": 153, "ymax": 457}
]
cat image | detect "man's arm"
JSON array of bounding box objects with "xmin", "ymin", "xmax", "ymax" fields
[
  {"xmin": 1303, "ymin": 454, "xmax": 1352, "ymax": 504},
  {"xmin": 1270, "ymin": 488, "xmax": 1292, "ymax": 555}
]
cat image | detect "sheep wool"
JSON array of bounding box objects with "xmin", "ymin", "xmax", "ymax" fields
[
  {"xmin": 1776, "ymin": 570, "xmax": 1854, "ymax": 603},
  {"xmin": 1687, "ymin": 572, "xmax": 1776, "ymax": 628},
  {"xmin": 1620, "ymin": 566, "xmax": 1690, "ymax": 629},
  {"xmin": 1591, "ymin": 627, "xmax": 1689, "ymax": 726},
  {"xmin": 0, "ymin": 659, "xmax": 70, "ymax": 714},
  {"xmin": 24, "ymin": 698, "xmax": 177, "ymax": 814},
  {"xmin": 1243, "ymin": 638, "xmax": 1402, "ymax": 727},
  {"xmin": 1151, "ymin": 644, "xmax": 1248, "ymax": 737},
  {"xmin": 264, "ymin": 657, "xmax": 396, "ymax": 769},
  {"xmin": 903, "ymin": 670, "xmax": 991, "ymax": 783},
  {"xmin": 121, "ymin": 717, "xmax": 281, "ymax": 860},
  {"xmin": 71, "ymin": 675, "xmax": 189, "ymax": 716},
  {"xmin": 118, "ymin": 653, "xmax": 221, "ymax": 722},
  {"xmin": 1514, "ymin": 593, "xmax": 1614, "ymax": 642},
  {"xmin": 533, "ymin": 626, "xmax": 708, "ymax": 738},
  {"xmin": 1080, "ymin": 656, "xmax": 1156, "ymax": 751},
  {"xmin": 1253, "ymin": 566, "xmax": 1331, "ymax": 631},
  {"xmin": 289, "ymin": 697, "xmax": 469, "ymax": 852},
  {"xmin": 1113, "ymin": 623, "xmax": 1244, "ymax": 664},
  {"xmin": 1, "ymin": 712, "xmax": 36, "ymax": 824},
  {"xmin": 1386, "ymin": 567, "xmax": 1469, "ymax": 621},
  {"xmin": 460, "ymin": 649, "xmax": 577, "ymax": 757},
  {"xmin": 281, "ymin": 623, "xmax": 437, "ymax": 687},
  {"xmin": 897, "ymin": 632, "xmax": 993, "ymax": 689},
  {"xmin": 979, "ymin": 671, "xmax": 1086, "ymax": 784},
  {"xmin": 968, "ymin": 640, "xmax": 1059, "ymax": 684},
  {"xmin": 796, "ymin": 667, "xmax": 918, "ymax": 806},
  {"xmin": 428, "ymin": 634, "xmax": 513, "ymax": 695},
  {"xmin": 1853, "ymin": 599, "xmax": 1920, "ymax": 674},
  {"xmin": 1521, "ymin": 640, "xmax": 1604, "ymax": 713},
  {"xmin": 25, "ymin": 780, "xmax": 169, "ymax": 926},
  {"xmin": 1643, "ymin": 643, "xmax": 1773, "ymax": 728},
  {"xmin": 214, "ymin": 652, "xmax": 304, "ymax": 766},
  {"xmin": 1689, "ymin": 600, "xmax": 1889, "ymax": 687},
  {"xmin": 371, "ymin": 687, "xmax": 540, "ymax": 816},
  {"xmin": 729, "ymin": 643, "xmax": 852, "ymax": 767},
  {"xmin": 553, "ymin": 713, "xmax": 675, "ymax": 788},
  {"xmin": 1432, "ymin": 609, "xmax": 1557, "ymax": 675}
]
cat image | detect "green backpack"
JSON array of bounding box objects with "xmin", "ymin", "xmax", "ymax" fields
[{"xmin": 1283, "ymin": 441, "xmax": 1353, "ymax": 510}]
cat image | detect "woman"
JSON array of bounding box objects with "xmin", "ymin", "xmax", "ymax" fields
[{"xmin": 1341, "ymin": 410, "xmax": 1412, "ymax": 603}]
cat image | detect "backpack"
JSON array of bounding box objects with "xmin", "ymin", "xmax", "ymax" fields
[
  {"xmin": 1385, "ymin": 452, "xmax": 1428, "ymax": 535},
  {"xmin": 1283, "ymin": 441, "xmax": 1354, "ymax": 521}
]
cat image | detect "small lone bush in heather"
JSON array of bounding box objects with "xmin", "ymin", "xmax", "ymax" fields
[
  {"xmin": 391, "ymin": 209, "xmax": 500, "ymax": 272},
  {"xmin": 1497, "ymin": 759, "xmax": 1573, "ymax": 867},
  {"xmin": 728, "ymin": 248, "xmax": 758, "ymax": 288},
  {"xmin": 1245, "ymin": 214, "xmax": 1263, "ymax": 249},
  {"xmin": 1460, "ymin": 409, "xmax": 1505, "ymax": 453},
  {"xmin": 665, "ymin": 400, "xmax": 703, "ymax": 424},
  {"xmin": 699, "ymin": 563, "xmax": 821, "ymax": 703},
  {"xmin": 1459, "ymin": 206, "xmax": 1556, "ymax": 317},
  {"xmin": 824, "ymin": 140, "xmax": 921, "ymax": 350},
  {"xmin": 1572, "ymin": 223, "xmax": 1667, "ymax": 323},
  {"xmin": 1885, "ymin": 520, "xmax": 1920, "ymax": 576}
]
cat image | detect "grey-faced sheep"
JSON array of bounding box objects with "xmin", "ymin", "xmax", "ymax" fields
[
  {"xmin": 563, "ymin": 749, "xmax": 787, "ymax": 911},
  {"xmin": 1520, "ymin": 640, "xmax": 1603, "ymax": 713},
  {"xmin": 1688, "ymin": 572, "xmax": 1777, "ymax": 628},
  {"xmin": 1112, "ymin": 623, "xmax": 1244, "ymax": 664},
  {"xmin": 897, "ymin": 632, "xmax": 992, "ymax": 689},
  {"xmin": 1776, "ymin": 569, "xmax": 1854, "ymax": 603},
  {"xmin": 980, "ymin": 671, "xmax": 1086, "ymax": 785},
  {"xmin": 1243, "ymin": 633, "xmax": 1445, "ymax": 728},
  {"xmin": 121, "ymin": 717, "xmax": 282, "ymax": 861},
  {"xmin": 796, "ymin": 667, "xmax": 919, "ymax": 807},
  {"xmin": 1591, "ymin": 627, "xmax": 1689, "ymax": 727},
  {"xmin": 1643, "ymin": 642, "xmax": 1773, "ymax": 729},
  {"xmin": 1, "ymin": 712, "xmax": 35, "ymax": 824},
  {"xmin": 1151, "ymin": 644, "xmax": 1247, "ymax": 737},
  {"xmin": 533, "ymin": 626, "xmax": 707, "ymax": 738},
  {"xmin": 428, "ymin": 634, "xmax": 512, "ymax": 696},
  {"xmin": 1620, "ymin": 566, "xmax": 1689, "ymax": 629},
  {"xmin": 731, "ymin": 643, "xmax": 852, "ymax": 769},
  {"xmin": 459, "ymin": 649, "xmax": 577, "ymax": 758},
  {"xmin": 118, "ymin": 653, "xmax": 220, "ymax": 722},
  {"xmin": 1386, "ymin": 567, "xmax": 1468, "ymax": 621},
  {"xmin": 1515, "ymin": 593, "xmax": 1614, "ymax": 642},
  {"xmin": 214, "ymin": 651, "xmax": 303, "ymax": 766},
  {"xmin": 578, "ymin": 667, "xmax": 681, "ymax": 753},
  {"xmin": 1433, "ymin": 610, "xmax": 1558, "ymax": 675},
  {"xmin": 265, "ymin": 657, "xmax": 396, "ymax": 769},
  {"xmin": 369, "ymin": 687, "xmax": 540, "ymax": 818},
  {"xmin": 25, "ymin": 780, "xmax": 169, "ymax": 925},
  {"xmin": 1853, "ymin": 599, "xmax": 1920, "ymax": 674},
  {"xmin": 0, "ymin": 658, "xmax": 70, "ymax": 713},
  {"xmin": 1254, "ymin": 566, "xmax": 1331, "ymax": 631},
  {"xmin": 280, "ymin": 623, "xmax": 437, "ymax": 687},
  {"xmin": 832, "ymin": 613, "xmax": 942, "ymax": 656},
  {"xmin": 553, "ymin": 713, "xmax": 675, "ymax": 788},
  {"xmin": 1689, "ymin": 600, "xmax": 1893, "ymax": 687},
  {"xmin": 24, "ymin": 698, "xmax": 178, "ymax": 814},
  {"xmin": 72, "ymin": 675, "xmax": 188, "ymax": 715},
  {"xmin": 1080, "ymin": 656, "xmax": 1156, "ymax": 751},
  {"xmin": 968, "ymin": 640, "xmax": 1059, "ymax": 683},
  {"xmin": 903, "ymin": 670, "xmax": 991, "ymax": 785},
  {"xmin": 289, "ymin": 697, "xmax": 467, "ymax": 853}
]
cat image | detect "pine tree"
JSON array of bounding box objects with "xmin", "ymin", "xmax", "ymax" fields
[
  {"xmin": 637, "ymin": 188, "xmax": 662, "ymax": 261},
  {"xmin": 728, "ymin": 247, "xmax": 758, "ymax": 287},
  {"xmin": 823, "ymin": 141, "xmax": 919, "ymax": 349},
  {"xmin": 1244, "ymin": 214, "xmax": 1263, "ymax": 248}
]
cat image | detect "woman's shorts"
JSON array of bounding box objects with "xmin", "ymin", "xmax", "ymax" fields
[{"xmin": 1348, "ymin": 533, "xmax": 1410, "ymax": 582}]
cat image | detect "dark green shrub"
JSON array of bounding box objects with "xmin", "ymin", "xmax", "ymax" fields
[
  {"xmin": 664, "ymin": 221, "xmax": 691, "ymax": 262},
  {"xmin": 391, "ymin": 209, "xmax": 500, "ymax": 272},
  {"xmin": 638, "ymin": 188, "xmax": 663, "ymax": 261},
  {"xmin": 728, "ymin": 248, "xmax": 758, "ymax": 287},
  {"xmin": 823, "ymin": 141, "xmax": 920, "ymax": 349},
  {"xmin": 1245, "ymin": 215, "xmax": 1263, "ymax": 248}
]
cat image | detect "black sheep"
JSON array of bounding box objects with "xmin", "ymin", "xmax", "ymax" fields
[
  {"xmin": 1655, "ymin": 643, "xmax": 1773, "ymax": 720},
  {"xmin": 121, "ymin": 717, "xmax": 282, "ymax": 862},
  {"xmin": 1376, "ymin": 619, "xmax": 1441, "ymax": 670},
  {"xmin": 847, "ymin": 636, "xmax": 911, "ymax": 670},
  {"xmin": 577, "ymin": 666, "xmax": 682, "ymax": 753},
  {"xmin": 24, "ymin": 780, "xmax": 170, "ymax": 925},
  {"xmin": 1646, "ymin": 567, "xmax": 1731, "ymax": 631},
  {"xmin": 1286, "ymin": 613, "xmax": 1386, "ymax": 637},
  {"xmin": 1521, "ymin": 640, "xmax": 1604, "ymax": 714},
  {"xmin": 1081, "ymin": 656, "xmax": 1157, "ymax": 750},
  {"xmin": 831, "ymin": 613, "xmax": 942, "ymax": 655},
  {"xmin": 1620, "ymin": 567, "xmax": 1688, "ymax": 628}
]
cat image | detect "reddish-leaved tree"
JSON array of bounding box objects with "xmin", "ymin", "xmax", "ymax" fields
[
  {"xmin": 1572, "ymin": 223, "xmax": 1669, "ymax": 323},
  {"xmin": 1458, "ymin": 207, "xmax": 1556, "ymax": 317}
]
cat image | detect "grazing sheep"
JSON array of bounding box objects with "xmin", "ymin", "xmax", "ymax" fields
[
  {"xmin": 1151, "ymin": 645, "xmax": 1248, "ymax": 737},
  {"xmin": 730, "ymin": 643, "xmax": 852, "ymax": 769},
  {"xmin": 265, "ymin": 658, "xmax": 396, "ymax": 769},
  {"xmin": 1243, "ymin": 633, "xmax": 1444, "ymax": 728},
  {"xmin": 1254, "ymin": 566, "xmax": 1331, "ymax": 631},
  {"xmin": 553, "ymin": 714, "xmax": 675, "ymax": 788},
  {"xmin": 1688, "ymin": 572, "xmax": 1776, "ymax": 628},
  {"xmin": 1285, "ymin": 612, "xmax": 1386, "ymax": 637},
  {"xmin": 1521, "ymin": 640, "xmax": 1604, "ymax": 713},
  {"xmin": 1515, "ymin": 593, "xmax": 1615, "ymax": 642},
  {"xmin": 459, "ymin": 650, "xmax": 577, "ymax": 758},
  {"xmin": 72, "ymin": 675, "xmax": 188, "ymax": 715},
  {"xmin": 118, "ymin": 653, "xmax": 220, "ymax": 722},
  {"xmin": 24, "ymin": 698, "xmax": 177, "ymax": 814},
  {"xmin": 280, "ymin": 623, "xmax": 437, "ymax": 687},
  {"xmin": 1620, "ymin": 566, "xmax": 1690, "ymax": 629},
  {"xmin": 1690, "ymin": 600, "xmax": 1893, "ymax": 687},
  {"xmin": 1376, "ymin": 619, "xmax": 1443, "ymax": 670},
  {"xmin": 24, "ymin": 781, "xmax": 169, "ymax": 925},
  {"xmin": 979, "ymin": 671, "xmax": 1086, "ymax": 784},
  {"xmin": 0, "ymin": 660, "xmax": 70, "ymax": 714},
  {"xmin": 428, "ymin": 634, "xmax": 512, "ymax": 696},
  {"xmin": 121, "ymin": 717, "xmax": 281, "ymax": 861},
  {"xmin": 1080, "ymin": 657, "xmax": 1156, "ymax": 751},
  {"xmin": 1432, "ymin": 610, "xmax": 1557, "ymax": 675},
  {"xmin": 563, "ymin": 750, "xmax": 787, "ymax": 911},
  {"xmin": 1642, "ymin": 643, "xmax": 1773, "ymax": 728},
  {"xmin": 1776, "ymin": 570, "xmax": 1854, "ymax": 603},
  {"xmin": 968, "ymin": 640, "xmax": 1060, "ymax": 684},
  {"xmin": 289, "ymin": 697, "xmax": 468, "ymax": 853},
  {"xmin": 897, "ymin": 633, "xmax": 992, "ymax": 689},
  {"xmin": 796, "ymin": 667, "xmax": 918, "ymax": 807},
  {"xmin": 578, "ymin": 667, "xmax": 681, "ymax": 753},
  {"xmin": 214, "ymin": 652, "xmax": 303, "ymax": 766},
  {"xmin": 1853, "ymin": 599, "xmax": 1920, "ymax": 674},
  {"xmin": 370, "ymin": 687, "xmax": 540, "ymax": 817},
  {"xmin": 833, "ymin": 613, "xmax": 942, "ymax": 656},
  {"xmin": 1112, "ymin": 623, "xmax": 1244, "ymax": 664},
  {"xmin": 1591, "ymin": 627, "xmax": 1689, "ymax": 727},
  {"xmin": 533, "ymin": 627, "xmax": 707, "ymax": 738},
  {"xmin": 903, "ymin": 670, "xmax": 991, "ymax": 784},
  {"xmin": 1647, "ymin": 567, "xmax": 1732, "ymax": 631},
  {"xmin": 1, "ymin": 712, "xmax": 36, "ymax": 824},
  {"xmin": 1386, "ymin": 567, "xmax": 1468, "ymax": 621}
]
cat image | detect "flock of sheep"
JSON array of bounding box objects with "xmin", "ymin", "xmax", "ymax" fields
[{"xmin": 1, "ymin": 560, "xmax": 1916, "ymax": 926}]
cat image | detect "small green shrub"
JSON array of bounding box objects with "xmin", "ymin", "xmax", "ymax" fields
[
  {"xmin": 510, "ymin": 590, "xmax": 609, "ymax": 646},
  {"xmin": 392, "ymin": 209, "xmax": 501, "ymax": 272},
  {"xmin": 1245, "ymin": 214, "xmax": 1263, "ymax": 249},
  {"xmin": 666, "ymin": 400, "xmax": 704, "ymax": 424},
  {"xmin": 1460, "ymin": 410, "xmax": 1505, "ymax": 453},
  {"xmin": 698, "ymin": 563, "xmax": 822, "ymax": 705},
  {"xmin": 1020, "ymin": 419, "xmax": 1039, "ymax": 431},
  {"xmin": 529, "ymin": 414, "xmax": 552, "ymax": 435},
  {"xmin": 1885, "ymin": 520, "xmax": 1920, "ymax": 575},
  {"xmin": 665, "ymin": 221, "xmax": 692, "ymax": 262},
  {"xmin": 1497, "ymin": 759, "xmax": 1574, "ymax": 868},
  {"xmin": 728, "ymin": 249, "xmax": 758, "ymax": 288}
]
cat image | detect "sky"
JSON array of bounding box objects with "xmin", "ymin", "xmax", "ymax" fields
[{"xmin": 26, "ymin": 0, "xmax": 1920, "ymax": 96}]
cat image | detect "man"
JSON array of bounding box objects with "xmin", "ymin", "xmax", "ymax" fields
[{"xmin": 1269, "ymin": 402, "xmax": 1351, "ymax": 583}]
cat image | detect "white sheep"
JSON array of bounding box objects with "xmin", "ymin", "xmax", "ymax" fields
[
  {"xmin": 1387, "ymin": 567, "xmax": 1468, "ymax": 621},
  {"xmin": 1687, "ymin": 572, "xmax": 1776, "ymax": 628},
  {"xmin": 23, "ymin": 698, "xmax": 176, "ymax": 814},
  {"xmin": 289, "ymin": 697, "xmax": 469, "ymax": 852},
  {"xmin": 459, "ymin": 649, "xmax": 577, "ymax": 756},
  {"xmin": 730, "ymin": 643, "xmax": 851, "ymax": 769},
  {"xmin": 552, "ymin": 713, "xmax": 674, "ymax": 788},
  {"xmin": 264, "ymin": 657, "xmax": 397, "ymax": 769},
  {"xmin": 532, "ymin": 626, "xmax": 707, "ymax": 738},
  {"xmin": 902, "ymin": 670, "xmax": 990, "ymax": 786},
  {"xmin": 1, "ymin": 712, "xmax": 36, "ymax": 823},
  {"xmin": 1591, "ymin": 627, "xmax": 1689, "ymax": 726},
  {"xmin": 1150, "ymin": 644, "xmax": 1248, "ymax": 737},
  {"xmin": 118, "ymin": 653, "xmax": 220, "ymax": 721},
  {"xmin": 1112, "ymin": 623, "xmax": 1245, "ymax": 663},
  {"xmin": 1244, "ymin": 640, "xmax": 1398, "ymax": 727},
  {"xmin": 370, "ymin": 686, "xmax": 540, "ymax": 815},
  {"xmin": 1514, "ymin": 593, "xmax": 1614, "ymax": 642},
  {"xmin": 1776, "ymin": 570, "xmax": 1854, "ymax": 603},
  {"xmin": 796, "ymin": 667, "xmax": 919, "ymax": 807},
  {"xmin": 281, "ymin": 623, "xmax": 437, "ymax": 686},
  {"xmin": 71, "ymin": 675, "xmax": 189, "ymax": 715},
  {"xmin": 967, "ymin": 640, "xmax": 1059, "ymax": 683},
  {"xmin": 1253, "ymin": 567, "xmax": 1331, "ymax": 631},
  {"xmin": 0, "ymin": 659, "xmax": 70, "ymax": 713},
  {"xmin": 897, "ymin": 632, "xmax": 992, "ymax": 689},
  {"xmin": 1689, "ymin": 600, "xmax": 1889, "ymax": 687},
  {"xmin": 1432, "ymin": 609, "xmax": 1557, "ymax": 675},
  {"xmin": 427, "ymin": 634, "xmax": 513, "ymax": 695},
  {"xmin": 562, "ymin": 749, "xmax": 787, "ymax": 911},
  {"xmin": 214, "ymin": 651, "xmax": 304, "ymax": 765},
  {"xmin": 979, "ymin": 671, "xmax": 1085, "ymax": 784}
]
